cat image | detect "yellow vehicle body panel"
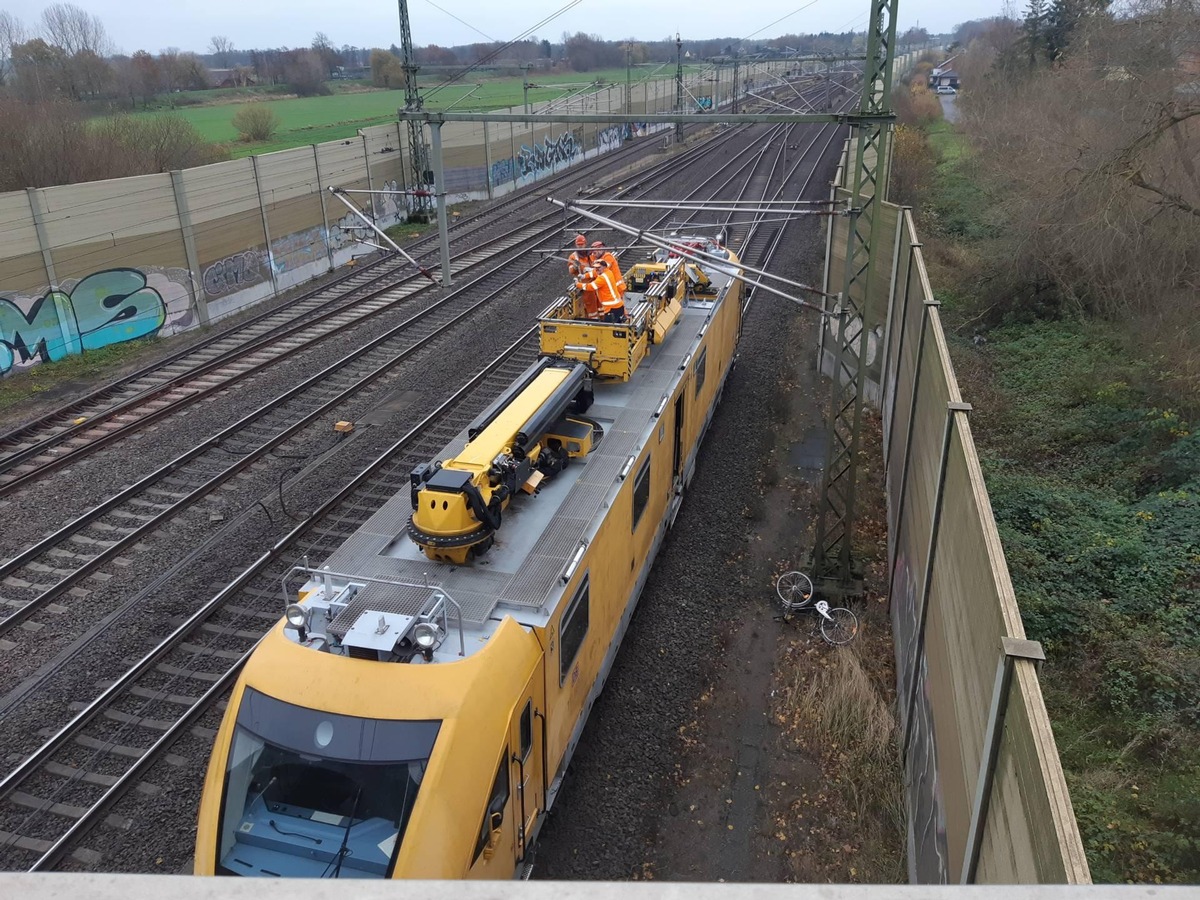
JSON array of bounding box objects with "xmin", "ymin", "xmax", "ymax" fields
[
  {"xmin": 194, "ymin": 617, "xmax": 544, "ymax": 878},
  {"xmin": 539, "ymin": 320, "xmax": 648, "ymax": 381}
]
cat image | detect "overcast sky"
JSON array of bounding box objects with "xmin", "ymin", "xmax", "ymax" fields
[{"xmin": 5, "ymin": 0, "xmax": 1003, "ymax": 56}]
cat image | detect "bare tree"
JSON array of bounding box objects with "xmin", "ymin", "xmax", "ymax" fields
[
  {"xmin": 41, "ymin": 2, "xmax": 110, "ymax": 56},
  {"xmin": 958, "ymin": 1, "xmax": 1200, "ymax": 384},
  {"xmin": 158, "ymin": 46, "xmax": 181, "ymax": 91},
  {"xmin": 0, "ymin": 11, "xmax": 28, "ymax": 86},
  {"xmin": 209, "ymin": 35, "xmax": 233, "ymax": 68},
  {"xmin": 311, "ymin": 32, "xmax": 339, "ymax": 76}
]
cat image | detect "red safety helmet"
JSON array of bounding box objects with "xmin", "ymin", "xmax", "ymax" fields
[
  {"xmin": 574, "ymin": 234, "xmax": 588, "ymax": 248},
  {"xmin": 591, "ymin": 241, "xmax": 605, "ymax": 250}
]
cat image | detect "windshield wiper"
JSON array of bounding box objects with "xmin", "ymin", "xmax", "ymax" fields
[{"xmin": 329, "ymin": 785, "xmax": 362, "ymax": 878}]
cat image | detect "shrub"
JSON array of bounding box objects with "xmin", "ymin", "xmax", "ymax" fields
[
  {"xmin": 231, "ymin": 103, "xmax": 280, "ymax": 142},
  {"xmin": 0, "ymin": 101, "xmax": 228, "ymax": 190}
]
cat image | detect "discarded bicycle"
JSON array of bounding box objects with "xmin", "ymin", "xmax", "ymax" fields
[{"xmin": 774, "ymin": 570, "xmax": 859, "ymax": 645}]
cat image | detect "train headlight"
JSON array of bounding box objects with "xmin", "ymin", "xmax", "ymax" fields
[
  {"xmin": 413, "ymin": 621, "xmax": 442, "ymax": 651},
  {"xmin": 285, "ymin": 604, "xmax": 308, "ymax": 628}
]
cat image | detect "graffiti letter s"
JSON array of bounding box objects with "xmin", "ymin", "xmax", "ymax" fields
[{"xmin": 68, "ymin": 269, "xmax": 166, "ymax": 351}]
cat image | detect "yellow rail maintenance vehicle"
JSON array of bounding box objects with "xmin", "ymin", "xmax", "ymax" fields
[{"xmin": 194, "ymin": 237, "xmax": 743, "ymax": 879}]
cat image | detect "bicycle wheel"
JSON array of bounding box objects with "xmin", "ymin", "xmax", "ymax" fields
[
  {"xmin": 775, "ymin": 570, "xmax": 814, "ymax": 611},
  {"xmin": 819, "ymin": 607, "xmax": 859, "ymax": 645}
]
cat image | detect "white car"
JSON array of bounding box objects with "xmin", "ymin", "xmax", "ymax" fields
[{"xmin": 935, "ymin": 85, "xmax": 957, "ymax": 95}]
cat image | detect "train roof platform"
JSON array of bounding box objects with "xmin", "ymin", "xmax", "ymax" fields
[{"xmin": 317, "ymin": 274, "xmax": 733, "ymax": 647}]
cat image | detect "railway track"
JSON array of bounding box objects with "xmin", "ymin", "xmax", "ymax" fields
[
  {"xmin": 0, "ymin": 88, "xmax": 851, "ymax": 873},
  {"xmin": 0, "ymin": 116, "xmax": 819, "ymax": 646},
  {"xmin": 0, "ymin": 74, "xmax": 825, "ymax": 502},
  {"xmin": 0, "ymin": 329, "xmax": 542, "ymax": 871},
  {"xmin": 0, "ymin": 109, "xmax": 795, "ymax": 500},
  {"xmin": 0, "ymin": 123, "xmax": 701, "ymax": 494}
]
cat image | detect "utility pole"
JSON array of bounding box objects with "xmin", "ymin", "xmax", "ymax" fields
[
  {"xmin": 732, "ymin": 50, "xmax": 740, "ymax": 114},
  {"xmin": 675, "ymin": 33, "xmax": 684, "ymax": 142},
  {"xmin": 520, "ymin": 63, "xmax": 533, "ymax": 114},
  {"xmin": 810, "ymin": 0, "xmax": 900, "ymax": 593},
  {"xmin": 397, "ymin": 0, "xmax": 430, "ymax": 220},
  {"xmin": 625, "ymin": 44, "xmax": 633, "ymax": 115}
]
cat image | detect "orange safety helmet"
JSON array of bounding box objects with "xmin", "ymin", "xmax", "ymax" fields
[
  {"xmin": 574, "ymin": 234, "xmax": 588, "ymax": 248},
  {"xmin": 591, "ymin": 241, "xmax": 605, "ymax": 250}
]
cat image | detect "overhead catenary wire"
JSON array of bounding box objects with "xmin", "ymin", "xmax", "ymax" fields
[
  {"xmin": 547, "ymin": 197, "xmax": 835, "ymax": 313},
  {"xmin": 422, "ymin": 0, "xmax": 585, "ymax": 102}
]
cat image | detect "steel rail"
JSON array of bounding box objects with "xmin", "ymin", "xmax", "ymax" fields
[
  {"xmin": 0, "ymin": 126, "xmax": 681, "ymax": 470},
  {"xmin": 0, "ymin": 235, "xmax": 561, "ymax": 638}
]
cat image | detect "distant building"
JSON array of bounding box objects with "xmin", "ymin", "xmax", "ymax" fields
[
  {"xmin": 927, "ymin": 53, "xmax": 960, "ymax": 90},
  {"xmin": 208, "ymin": 67, "xmax": 256, "ymax": 88}
]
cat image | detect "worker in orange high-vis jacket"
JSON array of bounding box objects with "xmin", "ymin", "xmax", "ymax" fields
[
  {"xmin": 574, "ymin": 266, "xmax": 604, "ymax": 319},
  {"xmin": 567, "ymin": 234, "xmax": 594, "ymax": 278},
  {"xmin": 584, "ymin": 264, "xmax": 625, "ymax": 323},
  {"xmin": 590, "ymin": 241, "xmax": 626, "ymax": 301}
]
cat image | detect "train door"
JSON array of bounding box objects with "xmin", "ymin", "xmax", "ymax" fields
[
  {"xmin": 467, "ymin": 746, "xmax": 518, "ymax": 879},
  {"xmin": 509, "ymin": 661, "xmax": 546, "ymax": 865}
]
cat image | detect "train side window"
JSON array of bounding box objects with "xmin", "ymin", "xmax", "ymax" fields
[
  {"xmin": 694, "ymin": 348, "xmax": 707, "ymax": 397},
  {"xmin": 632, "ymin": 456, "xmax": 652, "ymax": 531},
  {"xmin": 519, "ymin": 701, "xmax": 533, "ymax": 761},
  {"xmin": 473, "ymin": 752, "xmax": 510, "ymax": 862},
  {"xmin": 559, "ymin": 575, "xmax": 590, "ymax": 685}
]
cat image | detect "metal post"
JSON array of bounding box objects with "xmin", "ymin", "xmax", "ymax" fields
[
  {"xmin": 522, "ymin": 64, "xmax": 532, "ymax": 115},
  {"xmin": 900, "ymin": 400, "xmax": 972, "ymax": 754},
  {"xmin": 675, "ymin": 33, "xmax": 684, "ymax": 142},
  {"xmin": 816, "ymin": 290, "xmax": 830, "ymax": 364},
  {"xmin": 168, "ymin": 170, "xmax": 209, "ymax": 326},
  {"xmin": 311, "ymin": 145, "xmax": 336, "ymax": 270},
  {"xmin": 483, "ymin": 121, "xmax": 494, "ymax": 200},
  {"xmin": 820, "ymin": 178, "xmax": 837, "ymax": 298},
  {"xmin": 732, "ymin": 52, "xmax": 740, "ymax": 114},
  {"xmin": 510, "ymin": 120, "xmax": 517, "ymax": 191},
  {"xmin": 626, "ymin": 45, "xmax": 632, "ymax": 115},
  {"xmin": 430, "ymin": 122, "xmax": 452, "ymax": 288},
  {"xmin": 962, "ymin": 637, "xmax": 1046, "ymax": 883},
  {"xmin": 250, "ymin": 155, "xmax": 280, "ymax": 297},
  {"xmin": 361, "ymin": 133, "xmax": 376, "ymax": 225},
  {"xmin": 395, "ymin": 122, "xmax": 408, "ymax": 200},
  {"xmin": 25, "ymin": 188, "xmax": 58, "ymax": 288}
]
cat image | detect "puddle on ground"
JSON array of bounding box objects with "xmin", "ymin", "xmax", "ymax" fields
[{"xmin": 787, "ymin": 429, "xmax": 827, "ymax": 482}]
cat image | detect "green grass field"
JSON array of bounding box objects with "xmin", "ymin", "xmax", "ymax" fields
[{"xmin": 130, "ymin": 67, "xmax": 700, "ymax": 157}]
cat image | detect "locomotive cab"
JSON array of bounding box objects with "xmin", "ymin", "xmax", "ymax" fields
[{"xmin": 195, "ymin": 580, "xmax": 549, "ymax": 880}]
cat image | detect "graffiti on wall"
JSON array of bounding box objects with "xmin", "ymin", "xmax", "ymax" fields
[
  {"xmin": 270, "ymin": 229, "xmax": 324, "ymax": 275},
  {"xmin": 596, "ymin": 124, "xmax": 630, "ymax": 154},
  {"xmin": 517, "ymin": 132, "xmax": 581, "ymax": 179},
  {"xmin": 202, "ymin": 250, "xmax": 265, "ymax": 297},
  {"xmin": 371, "ymin": 180, "xmax": 405, "ymax": 222},
  {"xmin": 490, "ymin": 156, "xmax": 517, "ymax": 187},
  {"xmin": 489, "ymin": 132, "xmax": 587, "ymax": 188},
  {"xmin": 1, "ymin": 267, "xmax": 193, "ymax": 375}
]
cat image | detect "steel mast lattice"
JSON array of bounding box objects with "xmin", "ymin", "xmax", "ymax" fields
[
  {"xmin": 810, "ymin": 0, "xmax": 899, "ymax": 592},
  {"xmin": 398, "ymin": 0, "xmax": 431, "ymax": 218}
]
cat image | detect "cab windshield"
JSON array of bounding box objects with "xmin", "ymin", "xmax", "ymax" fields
[{"xmin": 216, "ymin": 687, "xmax": 440, "ymax": 878}]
